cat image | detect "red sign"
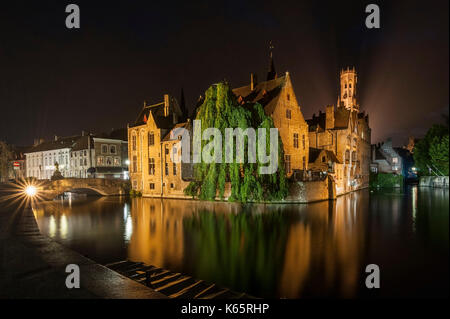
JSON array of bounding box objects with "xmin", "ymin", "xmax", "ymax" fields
[{"xmin": 13, "ymin": 162, "xmax": 20, "ymax": 167}]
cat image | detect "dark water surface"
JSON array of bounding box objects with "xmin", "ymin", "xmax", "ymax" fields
[{"xmin": 33, "ymin": 186, "xmax": 448, "ymax": 298}]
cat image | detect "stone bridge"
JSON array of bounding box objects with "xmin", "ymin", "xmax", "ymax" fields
[{"xmin": 39, "ymin": 178, "xmax": 129, "ymax": 199}]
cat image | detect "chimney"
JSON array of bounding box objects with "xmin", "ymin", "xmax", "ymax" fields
[
  {"xmin": 325, "ymin": 105, "xmax": 335, "ymax": 129},
  {"xmin": 250, "ymin": 73, "xmax": 257, "ymax": 91},
  {"xmin": 54, "ymin": 135, "xmax": 58, "ymax": 141},
  {"xmin": 82, "ymin": 130, "xmax": 85, "ymax": 136}
]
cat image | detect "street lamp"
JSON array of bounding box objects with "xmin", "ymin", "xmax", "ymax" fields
[{"xmin": 24, "ymin": 185, "xmax": 37, "ymax": 197}]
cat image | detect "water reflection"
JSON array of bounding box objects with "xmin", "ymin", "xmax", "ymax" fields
[{"xmin": 33, "ymin": 186, "xmax": 448, "ymax": 298}]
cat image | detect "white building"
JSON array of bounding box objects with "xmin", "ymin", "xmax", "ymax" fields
[
  {"xmin": 25, "ymin": 132, "xmax": 128, "ymax": 180},
  {"xmin": 25, "ymin": 136, "xmax": 75, "ymax": 180}
]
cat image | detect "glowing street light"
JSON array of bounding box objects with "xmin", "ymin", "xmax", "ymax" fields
[{"xmin": 25, "ymin": 185, "xmax": 37, "ymax": 197}]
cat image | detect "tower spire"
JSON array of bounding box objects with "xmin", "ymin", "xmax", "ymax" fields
[{"xmin": 267, "ymin": 41, "xmax": 277, "ymax": 81}]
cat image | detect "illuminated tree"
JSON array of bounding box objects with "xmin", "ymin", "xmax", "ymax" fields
[{"xmin": 184, "ymin": 82, "xmax": 287, "ymax": 202}]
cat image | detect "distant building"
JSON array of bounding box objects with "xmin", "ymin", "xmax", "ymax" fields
[
  {"xmin": 8, "ymin": 145, "xmax": 28, "ymax": 180},
  {"xmin": 371, "ymin": 139, "xmax": 417, "ymax": 179},
  {"xmin": 25, "ymin": 131, "xmax": 128, "ymax": 180},
  {"xmin": 370, "ymin": 139, "xmax": 402, "ymax": 175}
]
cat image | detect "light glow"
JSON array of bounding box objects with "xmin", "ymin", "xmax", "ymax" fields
[{"xmin": 25, "ymin": 185, "xmax": 37, "ymax": 197}]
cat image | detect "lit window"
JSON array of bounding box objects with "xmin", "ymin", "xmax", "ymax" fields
[
  {"xmin": 97, "ymin": 156, "xmax": 104, "ymax": 166},
  {"xmin": 293, "ymin": 133, "xmax": 299, "ymax": 148},
  {"xmin": 392, "ymin": 157, "xmax": 398, "ymax": 164},
  {"xmin": 148, "ymin": 158, "xmax": 155, "ymax": 175}
]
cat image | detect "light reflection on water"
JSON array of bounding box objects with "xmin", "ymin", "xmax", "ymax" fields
[{"xmin": 33, "ymin": 186, "xmax": 448, "ymax": 298}]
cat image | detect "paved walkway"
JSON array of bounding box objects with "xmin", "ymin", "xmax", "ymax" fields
[{"xmin": 0, "ymin": 185, "xmax": 166, "ymax": 299}]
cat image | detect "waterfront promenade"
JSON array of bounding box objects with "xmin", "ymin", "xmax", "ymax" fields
[{"xmin": 0, "ymin": 184, "xmax": 166, "ymax": 299}]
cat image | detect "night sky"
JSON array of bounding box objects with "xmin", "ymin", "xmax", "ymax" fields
[{"xmin": 0, "ymin": 0, "xmax": 448, "ymax": 147}]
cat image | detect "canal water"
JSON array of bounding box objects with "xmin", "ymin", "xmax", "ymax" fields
[{"xmin": 32, "ymin": 186, "xmax": 448, "ymax": 298}]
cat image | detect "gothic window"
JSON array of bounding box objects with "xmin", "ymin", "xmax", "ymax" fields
[
  {"xmin": 106, "ymin": 157, "xmax": 112, "ymax": 166},
  {"xmin": 148, "ymin": 132, "xmax": 155, "ymax": 146},
  {"xmin": 287, "ymin": 93, "xmax": 290, "ymax": 101},
  {"xmin": 132, "ymin": 134, "xmax": 137, "ymax": 151},
  {"xmin": 150, "ymin": 183, "xmax": 155, "ymax": 190},
  {"xmin": 345, "ymin": 83, "xmax": 347, "ymax": 88},
  {"xmin": 345, "ymin": 150, "xmax": 350, "ymax": 162},
  {"xmin": 173, "ymin": 162, "xmax": 177, "ymax": 176},
  {"xmin": 285, "ymin": 155, "xmax": 291, "ymax": 174},
  {"xmin": 349, "ymin": 83, "xmax": 352, "ymax": 88},
  {"xmin": 165, "ymin": 163, "xmax": 169, "ymax": 176},
  {"xmin": 148, "ymin": 158, "xmax": 155, "ymax": 175},
  {"xmin": 293, "ymin": 133, "xmax": 299, "ymax": 148},
  {"xmin": 132, "ymin": 156, "xmax": 138, "ymax": 173}
]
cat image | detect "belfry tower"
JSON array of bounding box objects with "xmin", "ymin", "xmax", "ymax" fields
[{"xmin": 338, "ymin": 67, "xmax": 358, "ymax": 111}]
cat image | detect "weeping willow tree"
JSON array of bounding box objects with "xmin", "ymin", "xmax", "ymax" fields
[{"xmin": 184, "ymin": 82, "xmax": 288, "ymax": 202}]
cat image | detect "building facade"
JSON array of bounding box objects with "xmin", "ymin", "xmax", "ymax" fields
[
  {"xmin": 128, "ymin": 95, "xmax": 191, "ymax": 197},
  {"xmin": 233, "ymin": 70, "xmax": 310, "ymax": 176},
  {"xmin": 370, "ymin": 139, "xmax": 403, "ymax": 175},
  {"xmin": 25, "ymin": 133, "xmax": 128, "ymax": 180},
  {"xmin": 307, "ymin": 67, "xmax": 371, "ymax": 195}
]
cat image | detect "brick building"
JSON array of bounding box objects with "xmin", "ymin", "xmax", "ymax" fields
[
  {"xmin": 128, "ymin": 95, "xmax": 192, "ymax": 197},
  {"xmin": 307, "ymin": 67, "xmax": 371, "ymax": 195}
]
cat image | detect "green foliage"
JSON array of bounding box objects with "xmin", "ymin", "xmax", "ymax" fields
[
  {"xmin": 121, "ymin": 181, "xmax": 132, "ymax": 194},
  {"xmin": 370, "ymin": 172, "xmax": 403, "ymax": 188},
  {"xmin": 129, "ymin": 189, "xmax": 142, "ymax": 197},
  {"xmin": 429, "ymin": 135, "xmax": 449, "ymax": 176},
  {"xmin": 414, "ymin": 124, "xmax": 449, "ymax": 176},
  {"xmin": 185, "ymin": 82, "xmax": 288, "ymax": 202}
]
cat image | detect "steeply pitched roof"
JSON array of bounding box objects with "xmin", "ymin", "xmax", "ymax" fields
[
  {"xmin": 309, "ymin": 147, "xmax": 341, "ymax": 164},
  {"xmin": 232, "ymin": 76, "xmax": 286, "ymax": 115},
  {"xmin": 308, "ymin": 147, "xmax": 323, "ymax": 163}
]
